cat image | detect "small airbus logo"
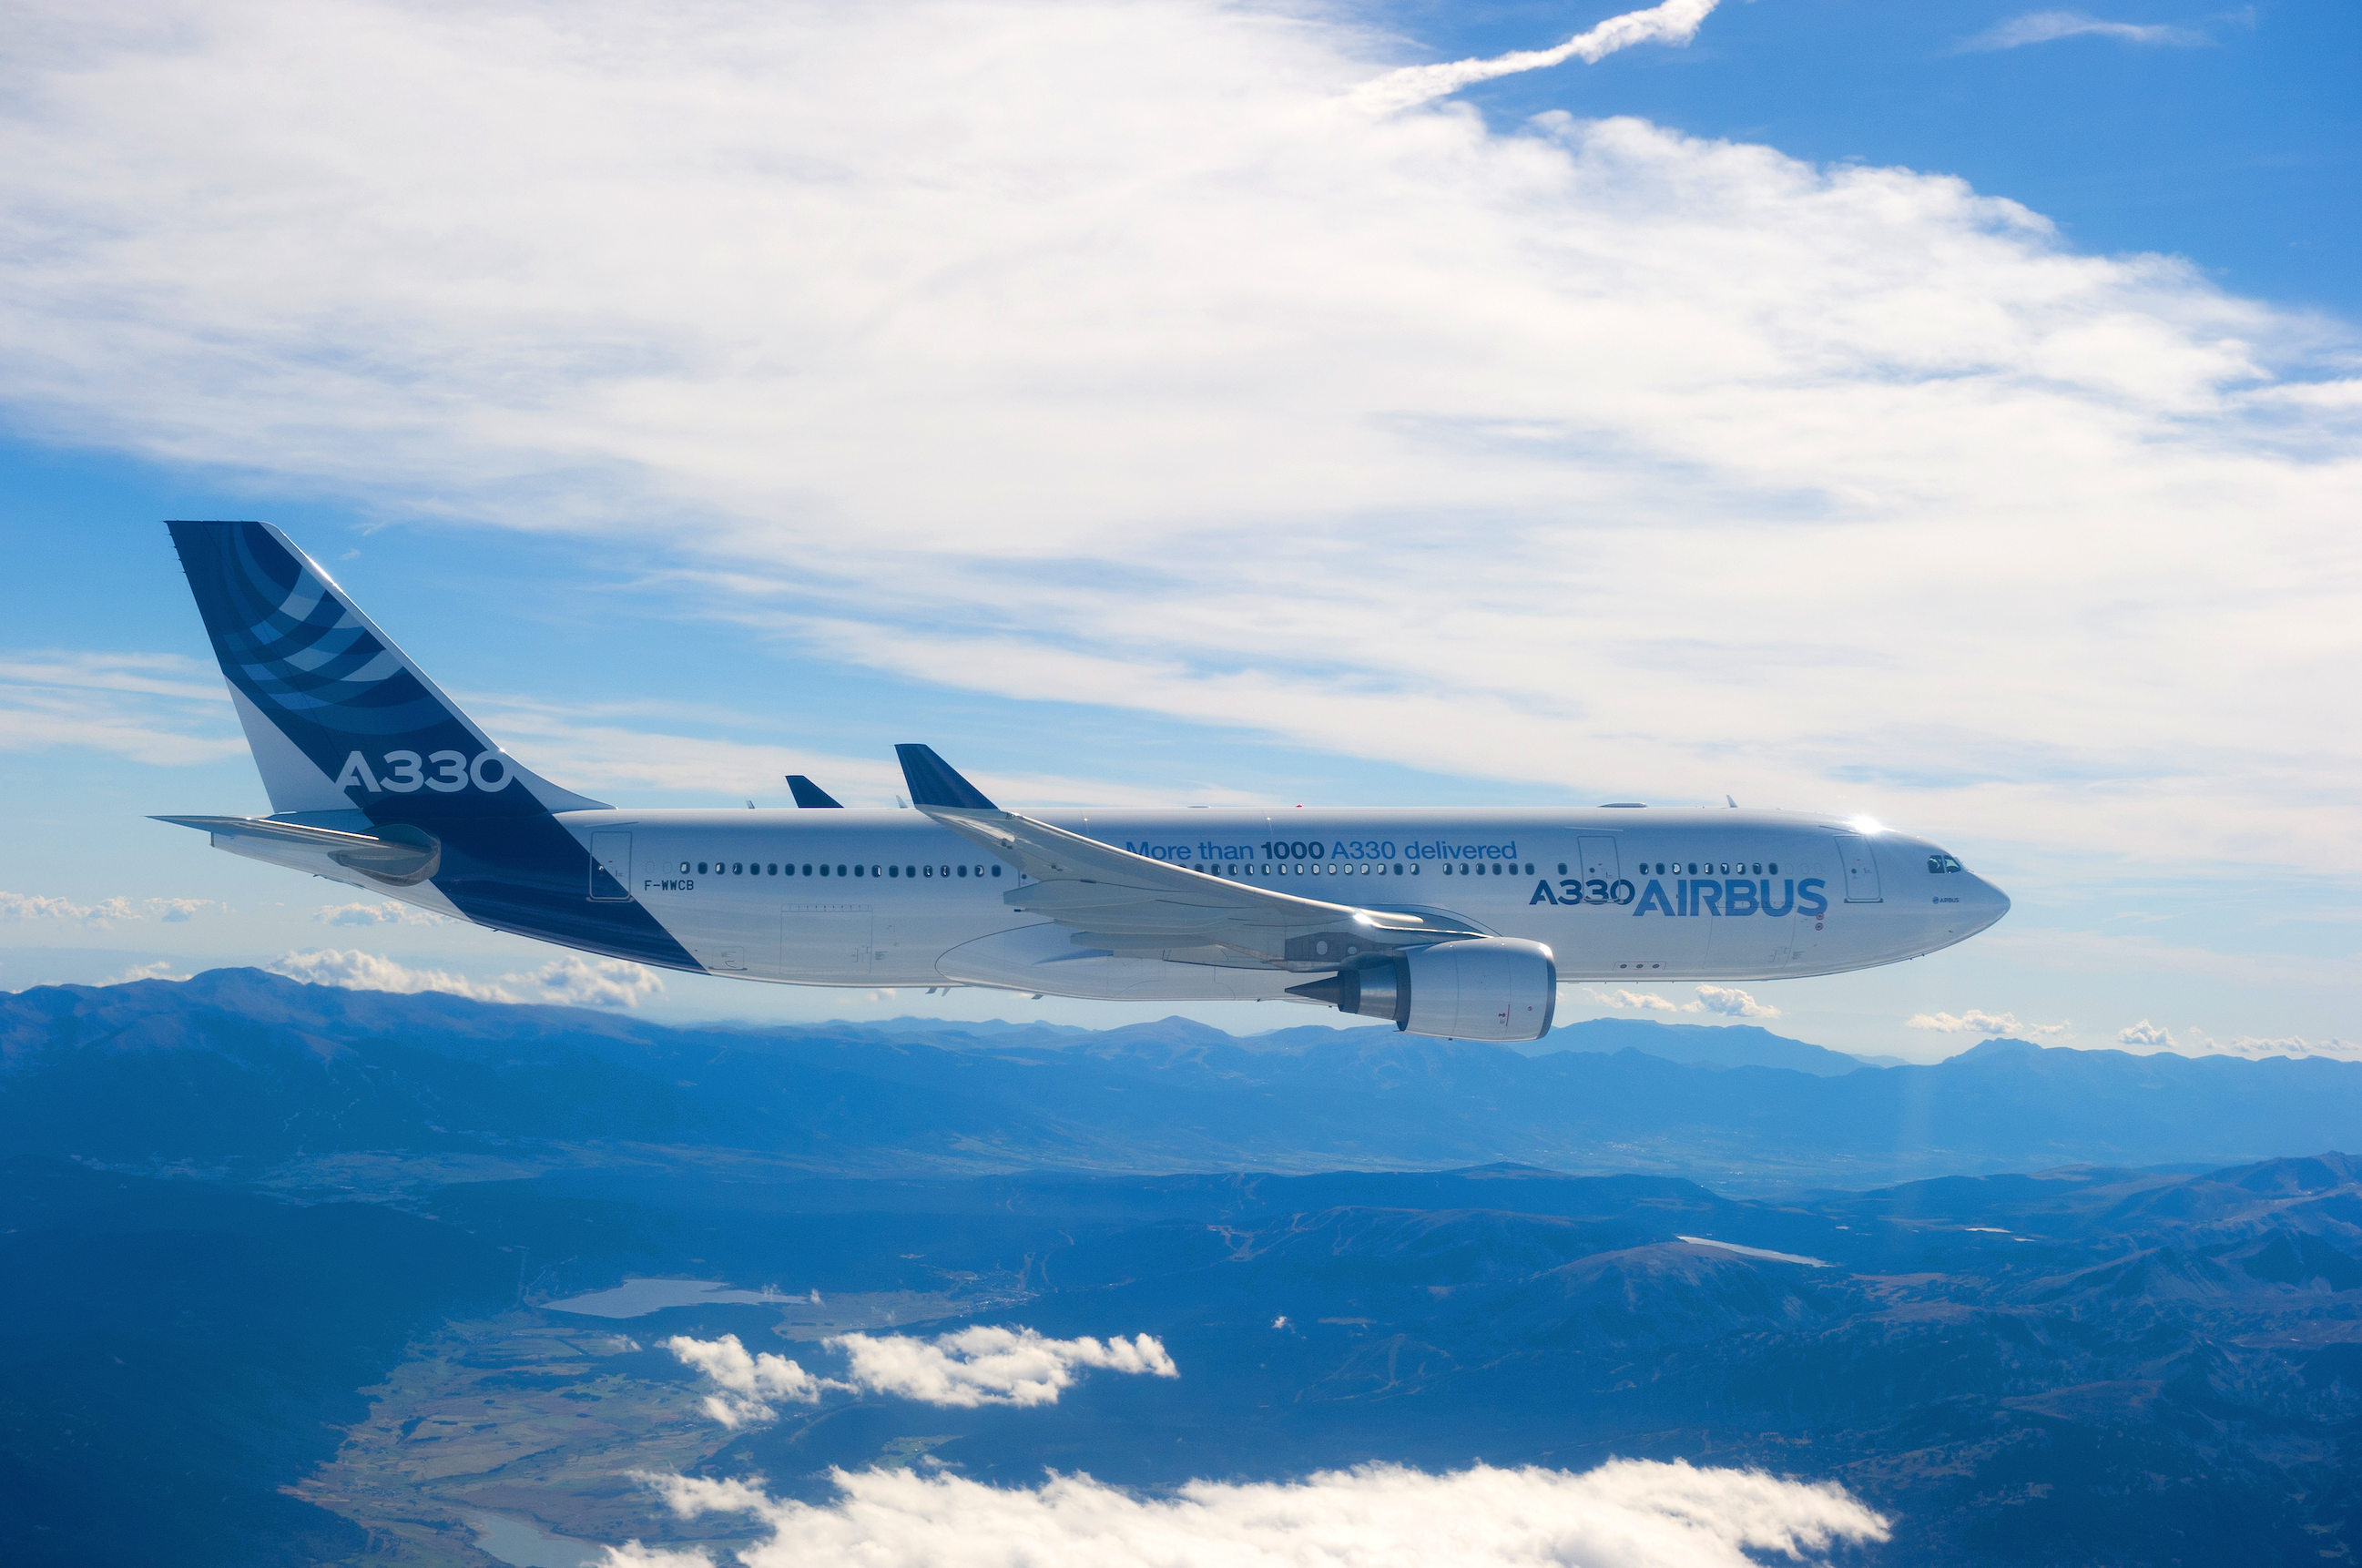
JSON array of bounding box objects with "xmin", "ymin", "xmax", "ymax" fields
[{"xmin": 334, "ymin": 749, "xmax": 513, "ymax": 794}]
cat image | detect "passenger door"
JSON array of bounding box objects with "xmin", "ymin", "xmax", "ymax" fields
[{"xmin": 1833, "ymin": 834, "xmax": 1882, "ymax": 902}]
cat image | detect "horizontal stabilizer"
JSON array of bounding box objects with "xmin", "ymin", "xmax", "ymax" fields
[
  {"xmin": 895, "ymin": 744, "xmax": 997, "ymax": 810},
  {"xmin": 154, "ymin": 814, "xmax": 442, "ymax": 886},
  {"xmin": 786, "ymin": 775, "xmax": 843, "ymax": 809}
]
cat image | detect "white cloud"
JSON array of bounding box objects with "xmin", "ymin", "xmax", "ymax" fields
[
  {"xmin": 1349, "ymin": 0, "xmax": 1720, "ymax": 115},
  {"xmin": 1585, "ymin": 987, "xmax": 1683, "ymax": 1013},
  {"xmin": 0, "ymin": 0, "xmax": 2357, "ymax": 881},
  {"xmin": 0, "ymin": 652, "xmax": 243, "ymax": 767},
  {"xmin": 1, "ymin": 891, "xmax": 125, "ymax": 927},
  {"xmin": 663, "ymin": 1326, "xmax": 1176, "ymax": 1424},
  {"xmin": 1582, "ymin": 984, "xmax": 1777, "ymax": 1018},
  {"xmin": 2216, "ymin": 1034, "xmax": 2362, "ymax": 1062},
  {"xmin": 467, "ymin": 694, "xmax": 1261, "ymax": 809},
  {"xmin": 1692, "ymin": 984, "xmax": 1777, "ymax": 1020},
  {"xmin": 2105, "ymin": 1021, "xmax": 2360, "ymax": 1061},
  {"xmin": 0, "ymin": 891, "xmax": 227, "ymax": 929},
  {"xmin": 1961, "ymin": 11, "xmax": 2209, "ymax": 51},
  {"xmin": 1906, "ymin": 1008, "xmax": 2056, "ymax": 1036},
  {"xmin": 599, "ymin": 1458, "xmax": 1889, "ymax": 1568},
  {"xmin": 266, "ymin": 948, "xmax": 664, "ymax": 1007},
  {"xmin": 660, "ymin": 1334, "xmax": 834, "ymax": 1428},
  {"xmin": 100, "ymin": 959, "xmax": 192, "ymax": 984},
  {"xmin": 312, "ymin": 900, "xmax": 450, "ymax": 927},
  {"xmin": 833, "ymin": 1325, "xmax": 1178, "ymax": 1409}
]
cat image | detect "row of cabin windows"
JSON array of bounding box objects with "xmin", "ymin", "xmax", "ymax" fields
[
  {"xmin": 683, "ymin": 860, "xmax": 1001, "ymax": 880},
  {"xmin": 1191, "ymin": 862, "xmax": 1536, "ymax": 879},
  {"xmin": 1559, "ymin": 860, "xmax": 1782, "ymax": 876}
]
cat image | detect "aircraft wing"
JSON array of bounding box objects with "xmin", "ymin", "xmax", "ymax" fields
[{"xmin": 894, "ymin": 745, "xmax": 1478, "ymax": 965}]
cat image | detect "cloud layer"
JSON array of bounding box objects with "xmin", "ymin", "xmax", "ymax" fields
[
  {"xmin": 266, "ymin": 947, "xmax": 664, "ymax": 1007},
  {"xmin": 0, "ymin": 0, "xmax": 2356, "ymax": 881},
  {"xmin": 1961, "ymin": 10, "xmax": 2208, "ymax": 51},
  {"xmin": 312, "ymin": 901, "xmax": 451, "ymax": 928},
  {"xmin": 661, "ymin": 1326, "xmax": 1178, "ymax": 1424},
  {"xmin": 1582, "ymin": 984, "xmax": 1777, "ymax": 1018},
  {"xmin": 1906, "ymin": 1008, "xmax": 2065, "ymax": 1037},
  {"xmin": 835, "ymin": 1325, "xmax": 1179, "ymax": 1408},
  {"xmin": 600, "ymin": 1459, "xmax": 1889, "ymax": 1568},
  {"xmin": 3, "ymin": 891, "xmax": 227, "ymax": 928}
]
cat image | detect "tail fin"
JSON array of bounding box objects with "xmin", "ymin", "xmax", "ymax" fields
[
  {"xmin": 785, "ymin": 774, "xmax": 843, "ymax": 809},
  {"xmin": 168, "ymin": 521, "xmax": 605, "ymax": 820}
]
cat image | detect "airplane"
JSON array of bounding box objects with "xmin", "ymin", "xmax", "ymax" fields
[{"xmin": 157, "ymin": 521, "xmax": 2010, "ymax": 1043}]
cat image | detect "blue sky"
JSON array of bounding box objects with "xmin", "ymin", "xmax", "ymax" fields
[
  {"xmin": 1, "ymin": 0, "xmax": 2355, "ymax": 1061},
  {"xmin": 1422, "ymin": 1, "xmax": 2360, "ymax": 316}
]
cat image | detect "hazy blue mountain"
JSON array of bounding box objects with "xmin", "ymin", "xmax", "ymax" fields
[
  {"xmin": 10, "ymin": 1141, "xmax": 2357, "ymax": 1567},
  {"xmin": 5, "ymin": 971, "xmax": 2361, "ymax": 1567},
  {"xmin": 8, "ymin": 971, "xmax": 2362, "ymax": 1189},
  {"xmin": 1521, "ymin": 1015, "xmax": 1875, "ymax": 1074}
]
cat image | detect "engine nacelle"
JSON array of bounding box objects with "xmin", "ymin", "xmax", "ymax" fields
[{"xmin": 1288, "ymin": 938, "xmax": 1557, "ymax": 1043}]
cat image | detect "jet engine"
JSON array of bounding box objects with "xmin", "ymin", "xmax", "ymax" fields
[{"xmin": 1288, "ymin": 937, "xmax": 1557, "ymax": 1043}]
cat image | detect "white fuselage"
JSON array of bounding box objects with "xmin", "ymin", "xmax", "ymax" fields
[{"xmin": 547, "ymin": 805, "xmax": 2009, "ymax": 1001}]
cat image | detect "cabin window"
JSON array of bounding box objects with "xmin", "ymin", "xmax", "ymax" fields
[
  {"xmin": 906, "ymin": 865, "xmax": 916, "ymax": 878},
  {"xmin": 889, "ymin": 865, "xmax": 899, "ymax": 877},
  {"xmin": 837, "ymin": 864, "xmax": 847, "ymax": 876},
  {"xmin": 957, "ymin": 865, "xmax": 968, "ymax": 878},
  {"xmin": 853, "ymin": 864, "xmax": 865, "ymax": 877},
  {"xmin": 992, "ymin": 865, "xmax": 1003, "ymax": 877},
  {"xmin": 767, "ymin": 863, "xmax": 777, "ymax": 875},
  {"xmin": 1769, "ymin": 862, "xmax": 1777, "ymax": 873},
  {"xmin": 679, "ymin": 861, "xmax": 690, "ymax": 873},
  {"xmin": 696, "ymin": 861, "xmax": 708, "ymax": 873},
  {"xmin": 731, "ymin": 862, "xmax": 741, "ymax": 874}
]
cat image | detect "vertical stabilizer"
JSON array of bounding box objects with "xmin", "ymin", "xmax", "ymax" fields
[{"xmin": 168, "ymin": 521, "xmax": 606, "ymax": 820}]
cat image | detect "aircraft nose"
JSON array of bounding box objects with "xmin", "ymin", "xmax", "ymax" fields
[{"xmin": 1967, "ymin": 874, "xmax": 2011, "ymax": 932}]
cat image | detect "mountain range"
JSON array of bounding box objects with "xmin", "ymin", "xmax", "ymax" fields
[
  {"xmin": 7, "ymin": 969, "xmax": 2360, "ymax": 1189},
  {"xmin": 5, "ymin": 970, "xmax": 2361, "ymax": 1568}
]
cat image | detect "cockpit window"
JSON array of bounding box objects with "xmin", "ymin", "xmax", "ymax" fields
[{"xmin": 1929, "ymin": 854, "xmax": 1963, "ymax": 873}]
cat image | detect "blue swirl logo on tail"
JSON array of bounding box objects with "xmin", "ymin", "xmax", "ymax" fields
[{"xmin": 168, "ymin": 520, "xmax": 554, "ymax": 817}]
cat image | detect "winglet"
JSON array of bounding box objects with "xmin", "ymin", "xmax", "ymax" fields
[
  {"xmin": 895, "ymin": 744, "xmax": 997, "ymax": 810},
  {"xmin": 785, "ymin": 775, "xmax": 844, "ymax": 809}
]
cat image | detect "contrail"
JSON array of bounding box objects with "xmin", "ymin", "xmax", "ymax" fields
[{"xmin": 1347, "ymin": 0, "xmax": 1723, "ymax": 115}]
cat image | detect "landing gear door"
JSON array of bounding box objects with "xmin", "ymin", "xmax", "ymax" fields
[
  {"xmin": 589, "ymin": 830, "xmax": 631, "ymax": 901},
  {"xmin": 1833, "ymin": 834, "xmax": 1882, "ymax": 902}
]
